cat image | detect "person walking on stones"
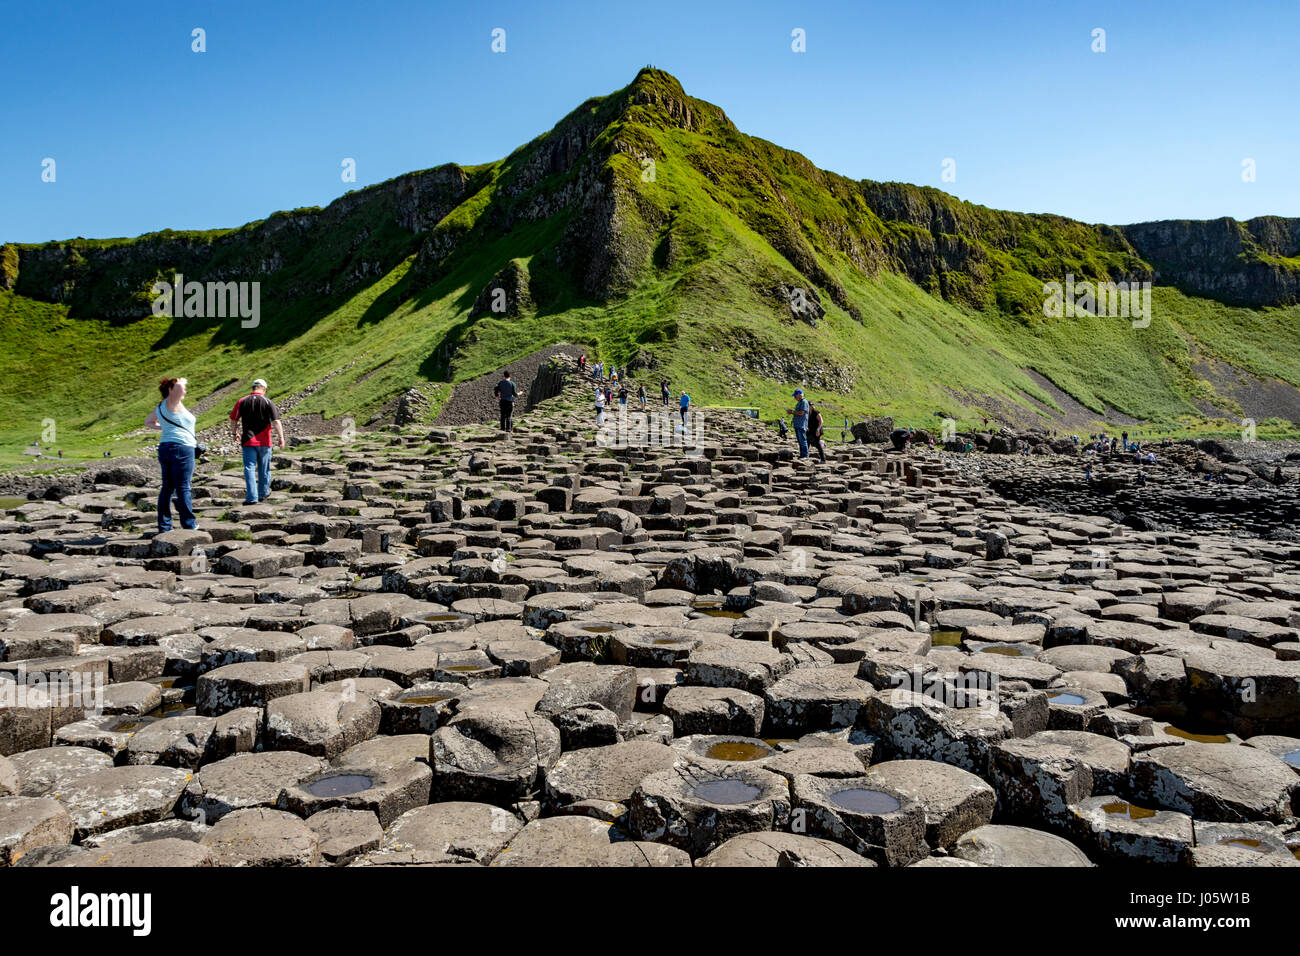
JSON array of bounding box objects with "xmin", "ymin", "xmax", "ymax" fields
[
  {"xmin": 789, "ymin": 389, "xmax": 810, "ymax": 459},
  {"xmin": 1122, "ymin": 430, "xmax": 1129, "ymax": 451},
  {"xmin": 494, "ymin": 370, "xmax": 518, "ymax": 433},
  {"xmin": 661, "ymin": 380, "xmax": 671, "ymax": 407},
  {"xmin": 618, "ymin": 384, "xmax": 629, "ymax": 408},
  {"xmin": 638, "ymin": 383, "xmax": 647, "ymax": 405},
  {"xmin": 145, "ymin": 376, "xmax": 198, "ymax": 532},
  {"xmin": 777, "ymin": 417, "xmax": 789, "ymax": 440},
  {"xmin": 807, "ymin": 400, "xmax": 827, "ymax": 463},
  {"xmin": 594, "ymin": 385, "xmax": 606, "ymax": 425},
  {"xmin": 679, "ymin": 390, "xmax": 691, "ymax": 427},
  {"xmin": 578, "ymin": 353, "xmax": 586, "ymax": 374},
  {"xmin": 229, "ymin": 378, "xmax": 284, "ymax": 505}
]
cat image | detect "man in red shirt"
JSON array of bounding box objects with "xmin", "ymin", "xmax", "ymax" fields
[{"xmin": 229, "ymin": 378, "xmax": 285, "ymax": 505}]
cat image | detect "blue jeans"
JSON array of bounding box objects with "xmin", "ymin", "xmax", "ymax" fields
[
  {"xmin": 157, "ymin": 442, "xmax": 197, "ymax": 531},
  {"xmin": 242, "ymin": 445, "xmax": 272, "ymax": 502},
  {"xmin": 794, "ymin": 426, "xmax": 809, "ymax": 458}
]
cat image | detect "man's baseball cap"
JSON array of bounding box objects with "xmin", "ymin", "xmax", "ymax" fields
[
  {"xmin": 792, "ymin": 389, "xmax": 803, "ymax": 396},
  {"xmin": 252, "ymin": 378, "xmax": 268, "ymax": 388}
]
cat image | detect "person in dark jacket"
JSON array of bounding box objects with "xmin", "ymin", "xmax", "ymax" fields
[{"xmin": 493, "ymin": 370, "xmax": 517, "ymax": 432}]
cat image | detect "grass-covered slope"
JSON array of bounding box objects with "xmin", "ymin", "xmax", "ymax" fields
[{"xmin": 2, "ymin": 68, "xmax": 1298, "ymax": 467}]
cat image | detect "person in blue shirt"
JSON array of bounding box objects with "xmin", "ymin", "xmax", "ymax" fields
[
  {"xmin": 788, "ymin": 389, "xmax": 810, "ymax": 458},
  {"xmin": 679, "ymin": 391, "xmax": 690, "ymax": 426},
  {"xmin": 144, "ymin": 376, "xmax": 199, "ymax": 532}
]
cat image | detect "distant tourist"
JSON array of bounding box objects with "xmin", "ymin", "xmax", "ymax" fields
[
  {"xmin": 679, "ymin": 391, "xmax": 691, "ymax": 427},
  {"xmin": 1135, "ymin": 470, "xmax": 1147, "ymax": 486},
  {"xmin": 1084, "ymin": 464, "xmax": 1092, "ymax": 482},
  {"xmin": 494, "ymin": 370, "xmax": 517, "ymax": 433},
  {"xmin": 229, "ymin": 378, "xmax": 284, "ymax": 506},
  {"xmin": 145, "ymin": 376, "xmax": 198, "ymax": 532},
  {"xmin": 618, "ymin": 385, "xmax": 628, "ymax": 407},
  {"xmin": 1122, "ymin": 430, "xmax": 1129, "ymax": 451},
  {"xmin": 638, "ymin": 384, "xmax": 647, "ymax": 405},
  {"xmin": 1275, "ymin": 466, "xmax": 1284, "ymax": 485},
  {"xmin": 661, "ymin": 381, "xmax": 671, "ymax": 407},
  {"xmin": 594, "ymin": 386, "xmax": 606, "ymax": 425},
  {"xmin": 777, "ymin": 418, "xmax": 788, "ymax": 439},
  {"xmin": 578, "ymin": 353, "xmax": 586, "ymax": 372},
  {"xmin": 789, "ymin": 389, "xmax": 810, "ymax": 458}
]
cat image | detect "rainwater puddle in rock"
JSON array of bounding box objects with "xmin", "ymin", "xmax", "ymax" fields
[
  {"xmin": 399, "ymin": 694, "xmax": 450, "ymax": 705},
  {"xmin": 581, "ymin": 625, "xmax": 617, "ymax": 633},
  {"xmin": 930, "ymin": 629, "xmax": 963, "ymax": 647},
  {"xmin": 699, "ymin": 609, "xmax": 744, "ymax": 619},
  {"xmin": 1219, "ymin": 837, "xmax": 1269, "ymax": 853},
  {"xmin": 1101, "ymin": 800, "xmax": 1156, "ymax": 820},
  {"xmin": 978, "ymin": 644, "xmax": 1035, "ymax": 657},
  {"xmin": 423, "ymin": 614, "xmax": 468, "ymax": 623},
  {"xmin": 694, "ymin": 780, "xmax": 761, "ymax": 805},
  {"xmin": 829, "ymin": 788, "xmax": 900, "ymax": 814},
  {"xmin": 306, "ymin": 774, "xmax": 373, "ymax": 798},
  {"xmin": 1282, "ymin": 749, "xmax": 1300, "ymax": 768},
  {"xmin": 1163, "ymin": 726, "xmax": 1231, "ymax": 744},
  {"xmin": 705, "ymin": 741, "xmax": 771, "ymax": 761},
  {"xmin": 1046, "ymin": 691, "xmax": 1088, "ymax": 706}
]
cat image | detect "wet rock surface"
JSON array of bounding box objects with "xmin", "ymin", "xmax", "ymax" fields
[{"xmin": 2, "ymin": 366, "xmax": 1299, "ymax": 866}]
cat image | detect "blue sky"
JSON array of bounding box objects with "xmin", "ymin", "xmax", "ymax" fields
[{"xmin": 2, "ymin": 0, "xmax": 1296, "ymax": 243}]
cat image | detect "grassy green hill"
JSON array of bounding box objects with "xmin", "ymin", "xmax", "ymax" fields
[{"xmin": 3, "ymin": 68, "xmax": 1299, "ymax": 467}]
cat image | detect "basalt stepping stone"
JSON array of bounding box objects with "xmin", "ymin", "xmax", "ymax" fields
[
  {"xmin": 201, "ymin": 807, "xmax": 320, "ymax": 866},
  {"xmin": 1243, "ymin": 735, "xmax": 1300, "ymax": 771},
  {"xmin": 101, "ymin": 680, "xmax": 163, "ymax": 716},
  {"xmin": 1113, "ymin": 654, "xmax": 1186, "ymax": 701},
  {"xmin": 1189, "ymin": 843, "xmax": 1300, "ymax": 866},
  {"xmin": 196, "ymin": 661, "xmax": 310, "ymax": 716},
  {"xmin": 53, "ymin": 764, "xmax": 192, "ymax": 839},
  {"xmin": 790, "ymin": 773, "xmax": 928, "ymax": 866},
  {"xmin": 662, "ymin": 686, "xmax": 765, "ymax": 737},
  {"xmin": 122, "ymin": 715, "xmax": 221, "ymax": 769},
  {"xmin": 1042, "ymin": 686, "xmax": 1111, "ymax": 729},
  {"xmin": 6, "ymin": 746, "xmax": 113, "ymax": 797},
  {"xmin": 380, "ymin": 801, "xmax": 521, "ymax": 864},
  {"xmin": 1065, "ymin": 796, "xmax": 1194, "ymax": 865},
  {"xmin": 319, "ymin": 677, "xmax": 402, "ymax": 701},
  {"xmin": 101, "ymin": 615, "xmax": 194, "ymax": 647},
  {"xmin": 990, "ymin": 730, "xmax": 1132, "ymax": 826},
  {"xmin": 306, "ymin": 807, "xmax": 384, "ymax": 865},
  {"xmin": 359, "ymin": 646, "xmax": 442, "ymax": 686},
  {"xmin": 263, "ymin": 690, "xmax": 381, "ymax": 758},
  {"xmin": 200, "ymin": 631, "xmax": 306, "ymax": 670},
  {"xmin": 433, "ymin": 649, "xmax": 501, "ymax": 683},
  {"xmin": 54, "ymin": 714, "xmax": 155, "ymax": 757},
  {"xmin": 763, "ymin": 667, "xmax": 874, "ymax": 734},
  {"xmin": 81, "ymin": 817, "xmax": 210, "ymax": 848},
  {"xmin": 377, "ymin": 682, "xmax": 463, "ymax": 734},
  {"xmin": 453, "ymin": 677, "xmax": 549, "ymax": 715},
  {"xmin": 215, "ymin": 546, "xmax": 305, "ymax": 579},
  {"xmin": 669, "ymin": 734, "xmax": 777, "ymax": 768},
  {"xmin": 865, "ymin": 759, "xmax": 996, "ymax": 849},
  {"xmin": 430, "ymin": 710, "xmax": 560, "ymax": 806},
  {"xmin": 1179, "ymin": 644, "xmax": 1300, "ymax": 728},
  {"xmin": 180, "ymin": 751, "xmax": 328, "ymax": 823},
  {"xmin": 0, "ymin": 796, "xmax": 75, "ymax": 865},
  {"xmin": 1128, "ymin": 742, "xmax": 1298, "ymax": 822},
  {"xmin": 628, "ymin": 763, "xmax": 792, "ymax": 857},
  {"xmin": 862, "ymin": 691, "xmax": 1012, "ymax": 773},
  {"xmin": 297, "ymin": 624, "xmax": 355, "ymax": 651},
  {"xmin": 281, "ymin": 736, "xmax": 433, "ymax": 828},
  {"xmin": 493, "ymin": 815, "xmax": 690, "ymax": 867},
  {"xmin": 0, "ymin": 755, "xmax": 14, "ymax": 797},
  {"xmin": 696, "ymin": 830, "xmax": 875, "ymax": 867},
  {"xmin": 551, "ymin": 702, "xmax": 620, "ymax": 749},
  {"xmin": 681, "ymin": 641, "xmax": 794, "ymax": 695},
  {"xmin": 0, "ymin": 630, "xmax": 79, "ymax": 661},
  {"xmin": 542, "ymin": 740, "xmax": 682, "ymax": 809},
  {"xmin": 952, "ymin": 823, "xmax": 1093, "ymax": 866},
  {"xmin": 537, "ymin": 662, "xmax": 637, "ymax": 722},
  {"xmin": 1038, "ymin": 645, "xmax": 1134, "ymax": 674},
  {"xmin": 484, "ymin": 639, "xmax": 560, "ymax": 677},
  {"xmin": 295, "ymin": 649, "xmax": 369, "ymax": 684},
  {"xmin": 608, "ymin": 626, "xmax": 701, "ymax": 667}
]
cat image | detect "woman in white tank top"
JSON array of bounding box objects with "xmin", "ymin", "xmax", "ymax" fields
[{"xmin": 144, "ymin": 377, "xmax": 199, "ymax": 532}]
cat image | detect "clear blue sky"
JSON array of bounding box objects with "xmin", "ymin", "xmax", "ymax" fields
[{"xmin": 2, "ymin": 0, "xmax": 1296, "ymax": 244}]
